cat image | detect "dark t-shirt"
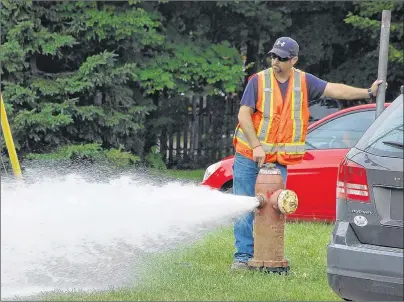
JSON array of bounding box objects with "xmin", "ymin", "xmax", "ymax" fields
[{"xmin": 240, "ymin": 72, "xmax": 328, "ymax": 109}]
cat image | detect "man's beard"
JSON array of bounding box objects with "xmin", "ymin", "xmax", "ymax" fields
[{"xmin": 272, "ymin": 64, "xmax": 282, "ymax": 73}]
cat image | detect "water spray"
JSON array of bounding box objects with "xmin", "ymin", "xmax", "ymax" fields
[
  {"xmin": 249, "ymin": 163, "xmax": 298, "ymax": 274},
  {"xmin": 1, "ymin": 172, "xmax": 261, "ymax": 299}
]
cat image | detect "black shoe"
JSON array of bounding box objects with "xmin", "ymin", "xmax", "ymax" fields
[{"xmin": 230, "ymin": 261, "xmax": 250, "ymax": 271}]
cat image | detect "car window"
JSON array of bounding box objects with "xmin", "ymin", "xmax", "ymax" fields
[
  {"xmin": 308, "ymin": 98, "xmax": 341, "ymax": 124},
  {"xmin": 308, "ymin": 98, "xmax": 369, "ymax": 124},
  {"xmin": 305, "ymin": 110, "xmax": 375, "ymax": 150},
  {"xmin": 357, "ymin": 96, "xmax": 403, "ymax": 158}
]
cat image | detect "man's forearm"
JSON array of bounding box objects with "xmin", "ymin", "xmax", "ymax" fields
[
  {"xmin": 238, "ymin": 115, "xmax": 260, "ymax": 148},
  {"xmin": 324, "ymin": 83, "xmax": 371, "ymax": 100}
]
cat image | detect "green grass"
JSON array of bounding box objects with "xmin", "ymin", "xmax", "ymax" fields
[
  {"xmin": 33, "ymin": 222, "xmax": 340, "ymax": 301},
  {"xmin": 148, "ymin": 168, "xmax": 205, "ymax": 181},
  {"xmin": 161, "ymin": 168, "xmax": 205, "ymax": 180}
]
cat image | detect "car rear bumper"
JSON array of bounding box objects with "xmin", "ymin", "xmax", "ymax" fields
[
  {"xmin": 327, "ymin": 221, "xmax": 403, "ymax": 301},
  {"xmin": 327, "ymin": 274, "xmax": 403, "ymax": 301}
]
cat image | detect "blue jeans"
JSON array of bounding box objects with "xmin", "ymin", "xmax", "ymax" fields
[{"xmin": 232, "ymin": 152, "xmax": 288, "ymax": 263}]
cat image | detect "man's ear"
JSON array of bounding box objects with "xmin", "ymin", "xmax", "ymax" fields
[{"xmin": 292, "ymin": 57, "xmax": 298, "ymax": 65}]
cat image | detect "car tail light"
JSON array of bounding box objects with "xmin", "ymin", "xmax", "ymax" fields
[{"xmin": 336, "ymin": 158, "xmax": 370, "ymax": 202}]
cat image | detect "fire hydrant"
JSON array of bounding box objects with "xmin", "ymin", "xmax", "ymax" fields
[{"xmin": 248, "ymin": 163, "xmax": 298, "ymax": 274}]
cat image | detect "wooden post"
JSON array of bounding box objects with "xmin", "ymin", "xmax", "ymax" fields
[{"xmin": 375, "ymin": 10, "xmax": 391, "ymax": 119}]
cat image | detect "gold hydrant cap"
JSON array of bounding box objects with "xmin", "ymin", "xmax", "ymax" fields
[{"xmin": 277, "ymin": 190, "xmax": 298, "ymax": 214}]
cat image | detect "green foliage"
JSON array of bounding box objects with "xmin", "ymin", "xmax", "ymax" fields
[
  {"xmin": 26, "ymin": 143, "xmax": 140, "ymax": 167},
  {"xmin": 26, "ymin": 143, "xmax": 104, "ymax": 160},
  {"xmin": 338, "ymin": 1, "xmax": 404, "ymax": 94},
  {"xmin": 145, "ymin": 145, "xmax": 167, "ymax": 170},
  {"xmin": 33, "ymin": 30, "xmax": 77, "ymax": 56},
  {"xmin": 389, "ymin": 44, "xmax": 404, "ymax": 63},
  {"xmin": 104, "ymin": 145, "xmax": 140, "ymax": 168},
  {"xmin": 0, "ymin": 41, "xmax": 26, "ymax": 73},
  {"xmin": 1, "ymin": 1, "xmax": 160, "ymax": 156},
  {"xmin": 140, "ymin": 40, "xmax": 243, "ymax": 95},
  {"xmin": 13, "ymin": 103, "xmax": 73, "ymax": 133},
  {"xmin": 345, "ymin": 1, "xmax": 403, "ymax": 62},
  {"xmin": 1, "ymin": 0, "xmax": 245, "ymax": 164},
  {"xmin": 1, "ymin": 82, "xmax": 37, "ymax": 108}
]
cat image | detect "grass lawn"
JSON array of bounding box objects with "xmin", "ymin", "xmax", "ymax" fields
[
  {"xmin": 160, "ymin": 168, "xmax": 205, "ymax": 181},
  {"xmin": 147, "ymin": 168, "xmax": 205, "ymax": 182},
  {"xmin": 34, "ymin": 222, "xmax": 340, "ymax": 301}
]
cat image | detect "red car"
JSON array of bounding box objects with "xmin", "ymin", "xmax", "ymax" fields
[{"xmin": 201, "ymin": 103, "xmax": 390, "ymax": 222}]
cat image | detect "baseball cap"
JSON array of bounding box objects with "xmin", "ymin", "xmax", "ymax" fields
[{"xmin": 268, "ymin": 37, "xmax": 299, "ymax": 58}]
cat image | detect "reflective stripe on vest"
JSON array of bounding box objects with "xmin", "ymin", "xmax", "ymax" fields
[
  {"xmin": 236, "ymin": 128, "xmax": 305, "ymax": 154},
  {"xmin": 275, "ymin": 142, "xmax": 306, "ymax": 154},
  {"xmin": 257, "ymin": 68, "xmax": 273, "ymax": 141},
  {"xmin": 291, "ymin": 69, "xmax": 303, "ymax": 143}
]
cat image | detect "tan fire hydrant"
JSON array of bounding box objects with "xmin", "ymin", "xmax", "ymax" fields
[{"xmin": 248, "ymin": 163, "xmax": 298, "ymax": 274}]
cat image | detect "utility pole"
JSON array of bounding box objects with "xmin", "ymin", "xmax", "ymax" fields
[{"xmin": 375, "ymin": 10, "xmax": 391, "ymax": 119}]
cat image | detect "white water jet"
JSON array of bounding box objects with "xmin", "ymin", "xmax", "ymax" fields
[{"xmin": 1, "ymin": 170, "xmax": 257, "ymax": 299}]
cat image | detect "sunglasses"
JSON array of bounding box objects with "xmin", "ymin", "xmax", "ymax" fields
[{"xmin": 270, "ymin": 53, "xmax": 291, "ymax": 62}]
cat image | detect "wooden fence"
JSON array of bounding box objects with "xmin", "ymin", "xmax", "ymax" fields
[{"xmin": 159, "ymin": 95, "xmax": 240, "ymax": 169}]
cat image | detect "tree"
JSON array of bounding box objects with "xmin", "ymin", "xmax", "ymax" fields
[
  {"xmin": 327, "ymin": 1, "xmax": 403, "ymax": 101},
  {"xmin": 0, "ymin": 0, "xmax": 244, "ymax": 161}
]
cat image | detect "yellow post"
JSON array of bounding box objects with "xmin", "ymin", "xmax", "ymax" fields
[{"xmin": 1, "ymin": 92, "xmax": 23, "ymax": 179}]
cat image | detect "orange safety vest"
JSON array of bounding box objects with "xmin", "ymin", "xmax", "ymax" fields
[{"xmin": 233, "ymin": 67, "xmax": 309, "ymax": 166}]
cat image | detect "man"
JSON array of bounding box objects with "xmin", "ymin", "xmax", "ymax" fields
[{"xmin": 231, "ymin": 37, "xmax": 383, "ymax": 270}]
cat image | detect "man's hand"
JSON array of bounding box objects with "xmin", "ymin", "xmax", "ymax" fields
[
  {"xmin": 370, "ymin": 79, "xmax": 386, "ymax": 97},
  {"xmin": 253, "ymin": 145, "xmax": 266, "ymax": 167}
]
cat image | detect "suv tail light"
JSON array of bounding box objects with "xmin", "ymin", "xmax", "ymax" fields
[{"xmin": 337, "ymin": 158, "xmax": 370, "ymax": 202}]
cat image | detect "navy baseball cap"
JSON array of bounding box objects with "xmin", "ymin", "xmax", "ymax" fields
[{"xmin": 268, "ymin": 37, "xmax": 299, "ymax": 58}]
